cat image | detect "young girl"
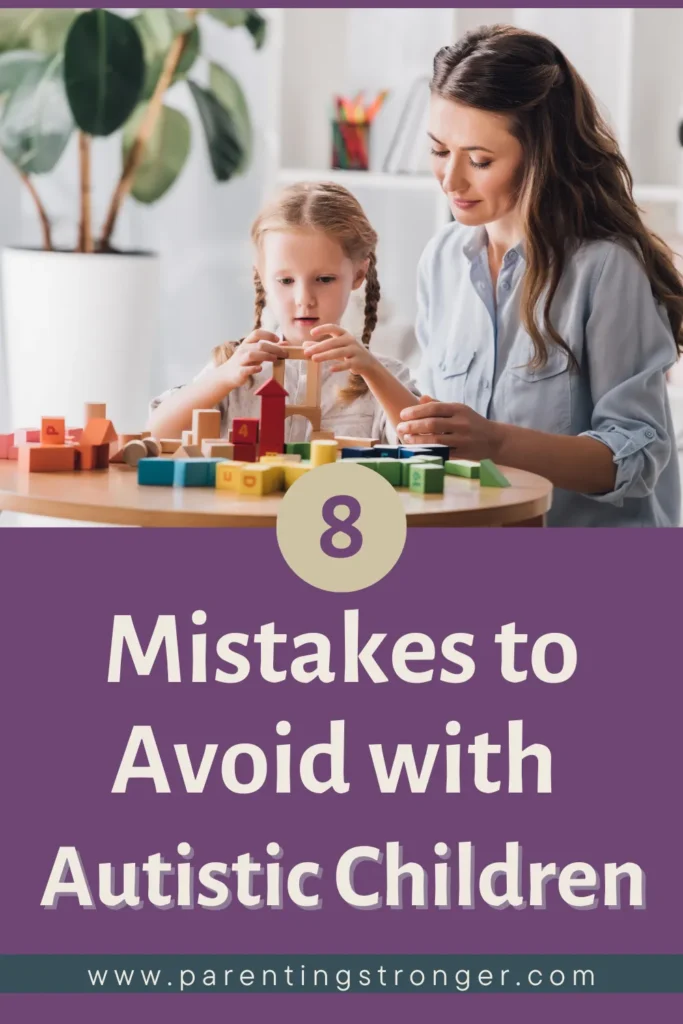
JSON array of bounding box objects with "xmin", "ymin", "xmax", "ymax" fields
[{"xmin": 149, "ymin": 182, "xmax": 419, "ymax": 444}]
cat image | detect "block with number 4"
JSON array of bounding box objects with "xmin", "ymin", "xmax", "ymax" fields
[{"xmin": 232, "ymin": 418, "xmax": 259, "ymax": 444}]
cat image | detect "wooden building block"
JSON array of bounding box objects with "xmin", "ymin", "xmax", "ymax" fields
[
  {"xmin": 399, "ymin": 443, "xmax": 449, "ymax": 462},
  {"xmin": 238, "ymin": 464, "xmax": 284, "ymax": 496},
  {"xmin": 283, "ymin": 462, "xmax": 312, "ymax": 490},
  {"xmin": 138, "ymin": 458, "xmax": 176, "ymax": 486},
  {"xmin": 119, "ymin": 433, "xmax": 143, "ymax": 446},
  {"xmin": 373, "ymin": 457, "xmax": 402, "ymax": 486},
  {"xmin": 121, "ymin": 440, "xmax": 149, "ymax": 467},
  {"xmin": 260, "ymin": 453, "xmax": 301, "ymax": 464},
  {"xmin": 232, "ymin": 442, "xmax": 257, "ymax": 463},
  {"xmin": 0, "ymin": 433, "xmax": 13, "ymax": 459},
  {"xmin": 66, "ymin": 427, "xmax": 83, "ymax": 442},
  {"xmin": 41, "ymin": 417, "xmax": 65, "ymax": 445},
  {"xmin": 255, "ymin": 378, "xmax": 287, "ymax": 456},
  {"xmin": 18, "ymin": 444, "xmax": 75, "ymax": 473},
  {"xmin": 85, "ymin": 403, "xmax": 106, "ymax": 422},
  {"xmin": 182, "ymin": 429, "xmax": 194, "ymax": 446},
  {"xmin": 140, "ymin": 431, "xmax": 152, "ymax": 440},
  {"xmin": 285, "ymin": 442, "xmax": 311, "ymax": 459},
  {"xmin": 143, "ymin": 437, "xmax": 162, "ymax": 458},
  {"xmin": 445, "ymin": 459, "xmax": 481, "ymax": 479},
  {"xmin": 75, "ymin": 444, "xmax": 96, "ymax": 470},
  {"xmin": 192, "ymin": 409, "xmax": 222, "ymax": 446},
  {"xmin": 305, "ymin": 358, "xmax": 321, "ymax": 408},
  {"xmin": 172, "ymin": 444, "xmax": 202, "ymax": 460},
  {"xmin": 272, "ymin": 359, "xmax": 286, "ymax": 387},
  {"xmin": 215, "ymin": 460, "xmax": 246, "ymax": 491},
  {"xmin": 335, "ymin": 436, "xmax": 379, "ymax": 448},
  {"xmin": 400, "ymin": 456, "xmax": 438, "ymax": 486},
  {"xmin": 160, "ymin": 438, "xmax": 181, "ymax": 454},
  {"xmin": 341, "ymin": 447, "xmax": 375, "ymax": 459},
  {"xmin": 232, "ymin": 417, "xmax": 259, "ymax": 445},
  {"xmin": 174, "ymin": 458, "xmax": 215, "ymax": 488},
  {"xmin": 14, "ymin": 428, "xmax": 40, "ymax": 445},
  {"xmin": 202, "ymin": 440, "xmax": 234, "ymax": 459},
  {"xmin": 81, "ymin": 418, "xmax": 118, "ymax": 446},
  {"xmin": 409, "ymin": 463, "xmax": 445, "ymax": 494},
  {"xmin": 283, "ymin": 345, "xmax": 306, "ymax": 360},
  {"xmin": 285, "ymin": 405, "xmax": 321, "ymax": 431},
  {"xmin": 310, "ymin": 440, "xmax": 338, "ymax": 467},
  {"xmin": 479, "ymin": 459, "xmax": 511, "ymax": 488},
  {"xmin": 310, "ymin": 429, "xmax": 335, "ymax": 441},
  {"xmin": 373, "ymin": 444, "xmax": 401, "ymax": 459}
]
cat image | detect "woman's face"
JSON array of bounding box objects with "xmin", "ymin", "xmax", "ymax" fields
[{"xmin": 428, "ymin": 95, "xmax": 525, "ymax": 227}]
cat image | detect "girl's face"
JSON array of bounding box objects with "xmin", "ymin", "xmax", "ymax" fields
[
  {"xmin": 259, "ymin": 229, "xmax": 366, "ymax": 343},
  {"xmin": 428, "ymin": 95, "xmax": 525, "ymax": 227}
]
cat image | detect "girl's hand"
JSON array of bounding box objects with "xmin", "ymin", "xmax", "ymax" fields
[
  {"xmin": 397, "ymin": 395, "xmax": 504, "ymax": 459},
  {"xmin": 220, "ymin": 330, "xmax": 287, "ymax": 389},
  {"xmin": 304, "ymin": 324, "xmax": 375, "ymax": 375}
]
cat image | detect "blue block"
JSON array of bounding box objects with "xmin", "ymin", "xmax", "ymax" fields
[
  {"xmin": 173, "ymin": 457, "xmax": 224, "ymax": 488},
  {"xmin": 373, "ymin": 444, "xmax": 401, "ymax": 459},
  {"xmin": 399, "ymin": 444, "xmax": 449, "ymax": 463},
  {"xmin": 138, "ymin": 458, "xmax": 175, "ymax": 486},
  {"xmin": 341, "ymin": 447, "xmax": 375, "ymax": 459}
]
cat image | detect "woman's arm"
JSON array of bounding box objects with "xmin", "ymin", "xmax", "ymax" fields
[
  {"xmin": 396, "ymin": 399, "xmax": 616, "ymax": 493},
  {"xmin": 148, "ymin": 330, "xmax": 286, "ymax": 438}
]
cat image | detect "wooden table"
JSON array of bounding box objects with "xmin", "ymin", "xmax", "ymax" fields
[{"xmin": 0, "ymin": 460, "xmax": 552, "ymax": 527}]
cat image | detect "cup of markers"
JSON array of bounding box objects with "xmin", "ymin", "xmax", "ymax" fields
[{"xmin": 331, "ymin": 91, "xmax": 388, "ymax": 172}]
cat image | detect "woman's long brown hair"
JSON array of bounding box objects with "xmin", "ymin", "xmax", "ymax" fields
[{"xmin": 432, "ymin": 24, "xmax": 683, "ymax": 368}]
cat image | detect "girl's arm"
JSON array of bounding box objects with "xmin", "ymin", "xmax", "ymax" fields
[
  {"xmin": 148, "ymin": 330, "xmax": 286, "ymax": 438},
  {"xmin": 305, "ymin": 325, "xmax": 419, "ymax": 428},
  {"xmin": 396, "ymin": 399, "xmax": 616, "ymax": 493}
]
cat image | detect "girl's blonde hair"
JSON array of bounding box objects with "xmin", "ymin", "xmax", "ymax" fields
[{"xmin": 213, "ymin": 181, "xmax": 381, "ymax": 402}]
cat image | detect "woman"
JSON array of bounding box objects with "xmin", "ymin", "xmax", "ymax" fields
[{"xmin": 398, "ymin": 25, "xmax": 683, "ymax": 526}]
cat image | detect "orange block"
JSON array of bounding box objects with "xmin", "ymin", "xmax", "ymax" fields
[
  {"xmin": 41, "ymin": 417, "xmax": 65, "ymax": 445},
  {"xmin": 81, "ymin": 418, "xmax": 118, "ymax": 446},
  {"xmin": 18, "ymin": 444, "xmax": 75, "ymax": 473},
  {"xmin": 0, "ymin": 433, "xmax": 12, "ymax": 459}
]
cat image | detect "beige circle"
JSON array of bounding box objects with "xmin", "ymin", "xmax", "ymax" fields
[{"xmin": 276, "ymin": 461, "xmax": 407, "ymax": 592}]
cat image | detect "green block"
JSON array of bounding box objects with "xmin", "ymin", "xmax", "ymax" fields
[
  {"xmin": 479, "ymin": 459, "xmax": 511, "ymax": 488},
  {"xmin": 400, "ymin": 455, "xmax": 435, "ymax": 486},
  {"xmin": 409, "ymin": 464, "xmax": 445, "ymax": 494},
  {"xmin": 373, "ymin": 457, "xmax": 402, "ymax": 486},
  {"xmin": 285, "ymin": 442, "xmax": 311, "ymax": 459},
  {"xmin": 445, "ymin": 459, "xmax": 481, "ymax": 479}
]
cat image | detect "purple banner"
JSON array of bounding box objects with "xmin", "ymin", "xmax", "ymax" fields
[{"xmin": 0, "ymin": 529, "xmax": 681, "ymax": 1022}]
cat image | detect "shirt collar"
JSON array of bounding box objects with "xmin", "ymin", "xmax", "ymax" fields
[{"xmin": 462, "ymin": 226, "xmax": 526, "ymax": 264}]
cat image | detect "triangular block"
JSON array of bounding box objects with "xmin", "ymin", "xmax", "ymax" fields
[{"xmin": 479, "ymin": 459, "xmax": 511, "ymax": 487}]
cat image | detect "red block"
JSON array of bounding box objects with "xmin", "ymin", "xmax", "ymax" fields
[
  {"xmin": 255, "ymin": 378, "xmax": 287, "ymax": 457},
  {"xmin": 14, "ymin": 428, "xmax": 40, "ymax": 445},
  {"xmin": 233, "ymin": 443, "xmax": 257, "ymax": 463},
  {"xmin": 0, "ymin": 433, "xmax": 12, "ymax": 459},
  {"xmin": 232, "ymin": 418, "xmax": 259, "ymax": 445}
]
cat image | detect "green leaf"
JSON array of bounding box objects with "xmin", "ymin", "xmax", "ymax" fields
[
  {"xmin": 133, "ymin": 9, "xmax": 199, "ymax": 102},
  {"xmin": 0, "ymin": 50, "xmax": 73, "ymax": 173},
  {"xmin": 0, "ymin": 9, "xmax": 77, "ymax": 56},
  {"xmin": 123, "ymin": 102, "xmax": 191, "ymax": 203},
  {"xmin": 189, "ymin": 79, "xmax": 244, "ymax": 182},
  {"xmin": 206, "ymin": 8, "xmax": 267, "ymax": 50},
  {"xmin": 209, "ymin": 62, "xmax": 252, "ymax": 173},
  {"xmin": 64, "ymin": 9, "xmax": 144, "ymax": 136}
]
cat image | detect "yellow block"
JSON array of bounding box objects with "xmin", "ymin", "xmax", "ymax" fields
[
  {"xmin": 238, "ymin": 464, "xmax": 284, "ymax": 495},
  {"xmin": 215, "ymin": 460, "xmax": 246, "ymax": 491},
  {"xmin": 310, "ymin": 439, "xmax": 338, "ymax": 467},
  {"xmin": 284, "ymin": 463, "xmax": 312, "ymax": 490},
  {"xmin": 260, "ymin": 453, "xmax": 302, "ymax": 464}
]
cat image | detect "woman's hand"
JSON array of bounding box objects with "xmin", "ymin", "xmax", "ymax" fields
[
  {"xmin": 397, "ymin": 395, "xmax": 503, "ymax": 459},
  {"xmin": 220, "ymin": 330, "xmax": 287, "ymax": 389},
  {"xmin": 304, "ymin": 324, "xmax": 376, "ymax": 375}
]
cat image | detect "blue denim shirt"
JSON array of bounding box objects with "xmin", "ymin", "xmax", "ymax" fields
[{"xmin": 416, "ymin": 223, "xmax": 681, "ymax": 526}]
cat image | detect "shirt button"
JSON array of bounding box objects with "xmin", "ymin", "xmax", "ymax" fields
[
  {"xmin": 645, "ymin": 429, "xmax": 655, "ymax": 439},
  {"xmin": 501, "ymin": 281, "xmax": 511, "ymax": 291}
]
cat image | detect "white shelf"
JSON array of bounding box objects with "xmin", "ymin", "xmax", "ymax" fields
[{"xmin": 276, "ymin": 168, "xmax": 439, "ymax": 192}]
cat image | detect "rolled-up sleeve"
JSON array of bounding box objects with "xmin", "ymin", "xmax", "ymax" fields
[{"xmin": 580, "ymin": 244, "xmax": 677, "ymax": 505}]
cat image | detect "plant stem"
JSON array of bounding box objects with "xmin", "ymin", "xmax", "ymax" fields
[
  {"xmin": 19, "ymin": 172, "xmax": 52, "ymax": 251},
  {"xmin": 98, "ymin": 9, "xmax": 201, "ymax": 250},
  {"xmin": 78, "ymin": 132, "xmax": 93, "ymax": 254}
]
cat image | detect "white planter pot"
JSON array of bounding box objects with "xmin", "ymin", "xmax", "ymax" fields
[{"xmin": 2, "ymin": 248, "xmax": 160, "ymax": 432}]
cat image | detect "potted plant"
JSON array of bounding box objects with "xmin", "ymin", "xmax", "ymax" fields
[{"xmin": 0, "ymin": 7, "xmax": 265, "ymax": 429}]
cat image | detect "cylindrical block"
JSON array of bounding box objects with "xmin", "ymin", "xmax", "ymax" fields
[{"xmin": 310, "ymin": 440, "xmax": 338, "ymax": 467}]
